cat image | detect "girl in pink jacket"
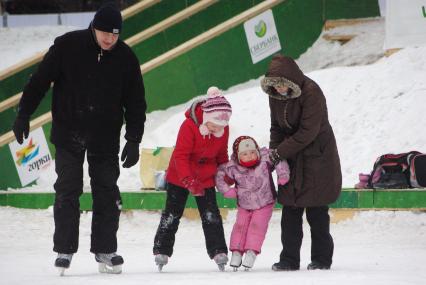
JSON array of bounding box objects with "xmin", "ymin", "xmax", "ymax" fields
[{"xmin": 216, "ymin": 136, "xmax": 290, "ymax": 271}]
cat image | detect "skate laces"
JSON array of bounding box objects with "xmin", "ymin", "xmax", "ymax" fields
[
  {"xmin": 57, "ymin": 253, "xmax": 73, "ymax": 261},
  {"xmin": 230, "ymin": 251, "xmax": 242, "ymax": 267},
  {"xmin": 245, "ymin": 250, "xmax": 256, "ymax": 258},
  {"xmin": 95, "ymin": 252, "xmax": 121, "ymax": 265},
  {"xmin": 242, "ymin": 250, "xmax": 257, "ymax": 268},
  {"xmin": 155, "ymin": 254, "xmax": 168, "ymax": 265},
  {"xmin": 213, "ymin": 253, "xmax": 228, "ymax": 264},
  {"xmin": 97, "ymin": 252, "xmax": 118, "ymax": 259}
]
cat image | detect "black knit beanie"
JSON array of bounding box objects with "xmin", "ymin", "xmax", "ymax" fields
[{"xmin": 92, "ymin": 3, "xmax": 122, "ymax": 34}]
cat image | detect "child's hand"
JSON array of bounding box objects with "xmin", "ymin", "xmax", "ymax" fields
[
  {"xmin": 182, "ymin": 176, "xmax": 204, "ymax": 196},
  {"xmin": 191, "ymin": 188, "xmax": 205, "ymax": 196},
  {"xmin": 278, "ymin": 177, "xmax": 289, "ymax": 185},
  {"xmin": 223, "ymin": 187, "xmax": 237, "ymax": 198}
]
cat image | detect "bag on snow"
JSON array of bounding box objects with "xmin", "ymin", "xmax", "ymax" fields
[
  {"xmin": 409, "ymin": 154, "xmax": 426, "ymax": 187},
  {"xmin": 367, "ymin": 151, "xmax": 426, "ymax": 189}
]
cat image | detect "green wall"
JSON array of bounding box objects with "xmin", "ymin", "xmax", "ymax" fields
[
  {"xmin": 1, "ymin": 189, "xmax": 426, "ymax": 210},
  {"xmin": 131, "ymin": 0, "xmax": 264, "ymax": 65},
  {"xmin": 143, "ymin": 0, "xmax": 326, "ymax": 111},
  {"xmin": 324, "ymin": 0, "xmax": 380, "ymax": 20}
]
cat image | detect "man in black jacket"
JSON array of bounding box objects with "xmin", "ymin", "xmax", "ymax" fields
[{"xmin": 12, "ymin": 3, "xmax": 146, "ymax": 275}]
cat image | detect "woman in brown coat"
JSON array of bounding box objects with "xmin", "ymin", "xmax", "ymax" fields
[{"xmin": 261, "ymin": 54, "xmax": 342, "ymax": 271}]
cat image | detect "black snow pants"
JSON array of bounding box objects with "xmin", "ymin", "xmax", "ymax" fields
[
  {"xmin": 153, "ymin": 183, "xmax": 228, "ymax": 259},
  {"xmin": 53, "ymin": 147, "xmax": 122, "ymax": 254},
  {"xmin": 279, "ymin": 206, "xmax": 334, "ymax": 267}
]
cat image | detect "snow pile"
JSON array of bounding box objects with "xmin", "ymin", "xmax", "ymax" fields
[{"xmin": 0, "ymin": 26, "xmax": 78, "ymax": 71}]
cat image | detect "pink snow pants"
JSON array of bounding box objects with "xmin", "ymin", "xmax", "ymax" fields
[{"xmin": 229, "ymin": 203, "xmax": 274, "ymax": 254}]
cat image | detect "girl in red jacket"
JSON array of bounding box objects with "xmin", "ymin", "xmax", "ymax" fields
[{"xmin": 153, "ymin": 87, "xmax": 232, "ymax": 272}]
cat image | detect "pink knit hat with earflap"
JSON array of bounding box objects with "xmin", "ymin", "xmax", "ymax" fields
[{"xmin": 199, "ymin": 86, "xmax": 232, "ymax": 137}]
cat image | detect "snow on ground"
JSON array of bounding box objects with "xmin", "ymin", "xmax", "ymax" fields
[
  {"xmin": 297, "ymin": 18, "xmax": 385, "ymax": 73},
  {"xmin": 0, "ymin": 207, "xmax": 425, "ymax": 285},
  {"xmin": 0, "ymin": 26, "xmax": 78, "ymax": 71}
]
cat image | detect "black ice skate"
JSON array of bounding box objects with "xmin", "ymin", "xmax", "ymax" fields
[
  {"xmin": 155, "ymin": 254, "xmax": 168, "ymax": 272},
  {"xmin": 55, "ymin": 253, "xmax": 73, "ymax": 276},
  {"xmin": 271, "ymin": 260, "xmax": 299, "ymax": 271},
  {"xmin": 307, "ymin": 261, "xmax": 330, "ymax": 270},
  {"xmin": 213, "ymin": 253, "xmax": 228, "ymax": 272},
  {"xmin": 95, "ymin": 252, "xmax": 124, "ymax": 274}
]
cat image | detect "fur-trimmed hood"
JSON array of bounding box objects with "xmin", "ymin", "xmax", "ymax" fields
[
  {"xmin": 185, "ymin": 98, "xmax": 205, "ymax": 125},
  {"xmin": 261, "ymin": 54, "xmax": 304, "ymax": 101}
]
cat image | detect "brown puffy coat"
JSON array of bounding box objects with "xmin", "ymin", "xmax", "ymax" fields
[{"xmin": 261, "ymin": 54, "xmax": 342, "ymax": 207}]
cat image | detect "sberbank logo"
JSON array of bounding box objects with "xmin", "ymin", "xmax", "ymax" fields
[
  {"xmin": 254, "ymin": 20, "xmax": 267, "ymax": 38},
  {"xmin": 422, "ymin": 6, "xmax": 426, "ymax": 18}
]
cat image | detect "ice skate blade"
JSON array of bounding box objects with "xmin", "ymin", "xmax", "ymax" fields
[
  {"xmin": 244, "ymin": 267, "xmax": 251, "ymax": 271},
  {"xmin": 232, "ymin": 267, "xmax": 238, "ymax": 272},
  {"xmin": 57, "ymin": 267, "xmax": 65, "ymax": 276},
  {"xmin": 218, "ymin": 264, "xmax": 225, "ymax": 272},
  {"xmin": 158, "ymin": 264, "xmax": 164, "ymax": 272},
  {"xmin": 98, "ymin": 263, "xmax": 122, "ymax": 274}
]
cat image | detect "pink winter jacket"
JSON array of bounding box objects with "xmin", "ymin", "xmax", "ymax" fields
[{"xmin": 216, "ymin": 148, "xmax": 290, "ymax": 210}]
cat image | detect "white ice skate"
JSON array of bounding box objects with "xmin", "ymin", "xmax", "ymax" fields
[
  {"xmin": 242, "ymin": 250, "xmax": 257, "ymax": 271},
  {"xmin": 230, "ymin": 251, "xmax": 242, "ymax": 272},
  {"xmin": 213, "ymin": 253, "xmax": 228, "ymax": 272},
  {"xmin": 55, "ymin": 253, "xmax": 73, "ymax": 276},
  {"xmin": 155, "ymin": 254, "xmax": 168, "ymax": 272},
  {"xmin": 95, "ymin": 252, "xmax": 124, "ymax": 274}
]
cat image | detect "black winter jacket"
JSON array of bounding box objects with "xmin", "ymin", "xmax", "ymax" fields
[{"xmin": 17, "ymin": 28, "xmax": 146, "ymax": 153}]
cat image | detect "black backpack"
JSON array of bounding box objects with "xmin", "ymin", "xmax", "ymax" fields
[
  {"xmin": 368, "ymin": 151, "xmax": 421, "ymax": 189},
  {"xmin": 409, "ymin": 153, "xmax": 426, "ymax": 187}
]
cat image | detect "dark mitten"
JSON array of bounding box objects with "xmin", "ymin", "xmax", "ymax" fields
[
  {"xmin": 121, "ymin": 141, "xmax": 140, "ymax": 168},
  {"xmin": 269, "ymin": 149, "xmax": 281, "ymax": 166},
  {"xmin": 12, "ymin": 116, "xmax": 30, "ymax": 144}
]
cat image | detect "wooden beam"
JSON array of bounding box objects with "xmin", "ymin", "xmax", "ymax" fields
[
  {"xmin": 122, "ymin": 0, "xmax": 161, "ymax": 20},
  {"xmin": 125, "ymin": 0, "xmax": 218, "ymax": 47},
  {"xmin": 141, "ymin": 0, "xmax": 284, "ymax": 73},
  {"xmin": 322, "ymin": 34, "xmax": 356, "ymax": 44},
  {"xmin": 0, "ymin": 112, "xmax": 52, "ymax": 147},
  {"xmin": 385, "ymin": 48, "xmax": 401, "ymax": 57},
  {"xmin": 324, "ymin": 18, "xmax": 379, "ymax": 31},
  {"xmin": 0, "ymin": 92, "xmax": 22, "ymax": 113},
  {"xmin": 0, "ymin": 52, "xmax": 45, "ymax": 81}
]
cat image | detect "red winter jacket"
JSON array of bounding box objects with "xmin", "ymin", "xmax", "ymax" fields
[{"xmin": 166, "ymin": 100, "xmax": 229, "ymax": 190}]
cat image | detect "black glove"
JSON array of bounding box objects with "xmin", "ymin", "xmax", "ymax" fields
[
  {"xmin": 12, "ymin": 116, "xmax": 30, "ymax": 144},
  {"xmin": 269, "ymin": 149, "xmax": 281, "ymax": 166},
  {"xmin": 120, "ymin": 141, "xmax": 140, "ymax": 168}
]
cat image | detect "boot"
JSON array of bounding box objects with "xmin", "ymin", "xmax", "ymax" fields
[
  {"xmin": 213, "ymin": 253, "xmax": 228, "ymax": 272},
  {"xmin": 230, "ymin": 251, "xmax": 242, "ymax": 271},
  {"xmin": 271, "ymin": 260, "xmax": 299, "ymax": 271},
  {"xmin": 95, "ymin": 252, "xmax": 124, "ymax": 274},
  {"xmin": 155, "ymin": 254, "xmax": 169, "ymax": 272},
  {"xmin": 242, "ymin": 250, "xmax": 257, "ymax": 270},
  {"xmin": 55, "ymin": 253, "xmax": 73, "ymax": 276},
  {"xmin": 307, "ymin": 261, "xmax": 330, "ymax": 270}
]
